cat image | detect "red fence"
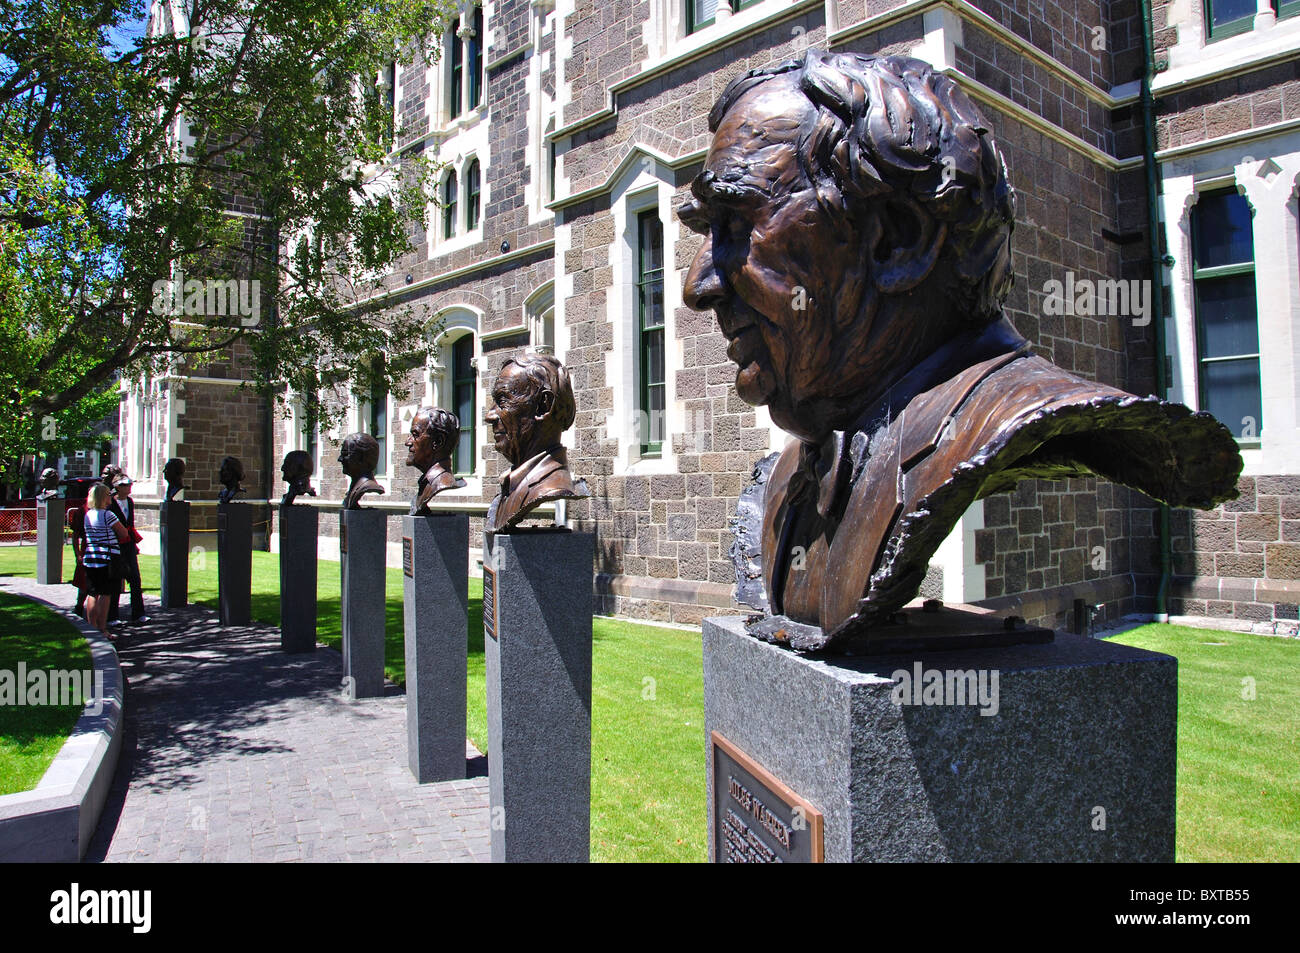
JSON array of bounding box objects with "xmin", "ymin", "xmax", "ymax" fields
[{"xmin": 0, "ymin": 509, "xmax": 38, "ymax": 544}]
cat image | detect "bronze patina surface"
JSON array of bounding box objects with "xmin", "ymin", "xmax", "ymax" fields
[
  {"xmin": 280, "ymin": 450, "xmax": 317, "ymax": 507},
  {"xmin": 217, "ymin": 456, "xmax": 246, "ymax": 504},
  {"xmin": 484, "ymin": 354, "xmax": 589, "ymax": 534},
  {"xmin": 163, "ymin": 457, "xmax": 186, "ymax": 501},
  {"xmin": 339, "ymin": 433, "xmax": 384, "ymax": 510},
  {"xmin": 36, "ymin": 467, "xmax": 59, "ymax": 501},
  {"xmin": 405, "ymin": 406, "xmax": 466, "ymax": 515},
  {"xmin": 681, "ymin": 51, "xmax": 1242, "ymax": 650}
]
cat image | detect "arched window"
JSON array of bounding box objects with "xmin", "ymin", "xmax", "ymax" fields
[
  {"xmin": 1191, "ymin": 187, "xmax": 1260, "ymax": 439},
  {"xmin": 452, "ymin": 335, "xmax": 476, "ymax": 474},
  {"xmin": 466, "ymin": 159, "xmax": 481, "ymax": 231},
  {"xmin": 443, "ymin": 171, "xmax": 458, "ymax": 239}
]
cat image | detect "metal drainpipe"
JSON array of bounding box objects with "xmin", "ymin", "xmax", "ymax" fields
[
  {"xmin": 263, "ymin": 222, "xmax": 280, "ymax": 552},
  {"xmin": 1141, "ymin": 0, "xmax": 1172, "ymax": 623}
]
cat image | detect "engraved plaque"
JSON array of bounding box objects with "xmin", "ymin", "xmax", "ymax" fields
[
  {"xmin": 37, "ymin": 505, "xmax": 45, "ymax": 522},
  {"xmin": 711, "ymin": 731, "xmax": 824, "ymax": 863},
  {"xmin": 402, "ymin": 536, "xmax": 413, "ymax": 578},
  {"xmin": 160, "ymin": 505, "xmax": 167, "ymax": 526},
  {"xmin": 340, "ymin": 522, "xmax": 347, "ymax": 554},
  {"xmin": 218, "ymin": 511, "xmax": 227, "ymax": 531},
  {"xmin": 483, "ymin": 565, "xmax": 497, "ymax": 641}
]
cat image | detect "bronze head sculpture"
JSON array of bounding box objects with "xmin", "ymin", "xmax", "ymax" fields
[
  {"xmin": 163, "ymin": 457, "xmax": 186, "ymax": 501},
  {"xmin": 37, "ymin": 467, "xmax": 59, "ymax": 501},
  {"xmin": 339, "ymin": 432, "xmax": 384, "ymax": 510},
  {"xmin": 280, "ymin": 450, "xmax": 317, "ymax": 507},
  {"xmin": 405, "ymin": 406, "xmax": 466, "ymax": 515},
  {"xmin": 101, "ymin": 463, "xmax": 123, "ymax": 488},
  {"xmin": 217, "ymin": 456, "xmax": 246, "ymax": 504},
  {"xmin": 484, "ymin": 353, "xmax": 590, "ymax": 533},
  {"xmin": 681, "ymin": 51, "xmax": 1243, "ymax": 651}
]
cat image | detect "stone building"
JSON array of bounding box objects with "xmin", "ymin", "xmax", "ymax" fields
[{"xmin": 119, "ymin": 0, "xmax": 1297, "ymax": 631}]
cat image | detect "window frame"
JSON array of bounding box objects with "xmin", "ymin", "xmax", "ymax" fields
[
  {"xmin": 466, "ymin": 159, "xmax": 481, "ymax": 231},
  {"xmin": 451, "ymin": 334, "xmax": 477, "ymax": 476},
  {"xmin": 442, "ymin": 170, "xmax": 459, "ymax": 240},
  {"xmin": 1204, "ymin": 0, "xmax": 1258, "ymax": 40},
  {"xmin": 636, "ymin": 208, "xmax": 666, "ymax": 457},
  {"xmin": 449, "ymin": 16, "xmax": 464, "ymax": 120}
]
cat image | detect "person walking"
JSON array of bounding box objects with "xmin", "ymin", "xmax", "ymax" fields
[
  {"xmin": 108, "ymin": 476, "xmax": 147, "ymax": 624},
  {"xmin": 82, "ymin": 484, "xmax": 130, "ymax": 637},
  {"xmin": 67, "ymin": 503, "xmax": 88, "ymax": 618}
]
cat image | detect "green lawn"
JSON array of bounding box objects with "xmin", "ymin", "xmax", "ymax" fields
[
  {"xmin": 5, "ymin": 543, "xmax": 1295, "ymax": 862},
  {"xmin": 1108, "ymin": 623, "xmax": 1300, "ymax": 863},
  {"xmin": 0, "ymin": 544, "xmax": 707, "ymax": 861},
  {"xmin": 0, "ymin": 590, "xmax": 92, "ymax": 795}
]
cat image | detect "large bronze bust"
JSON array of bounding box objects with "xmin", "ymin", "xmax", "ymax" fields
[
  {"xmin": 163, "ymin": 457, "xmax": 186, "ymax": 501},
  {"xmin": 405, "ymin": 406, "xmax": 466, "ymax": 515},
  {"xmin": 339, "ymin": 432, "xmax": 385, "ymax": 510},
  {"xmin": 680, "ymin": 51, "xmax": 1242, "ymax": 650},
  {"xmin": 280, "ymin": 450, "xmax": 317, "ymax": 506},
  {"xmin": 36, "ymin": 467, "xmax": 59, "ymax": 501},
  {"xmin": 217, "ymin": 456, "xmax": 246, "ymax": 504},
  {"xmin": 484, "ymin": 354, "xmax": 589, "ymax": 533}
]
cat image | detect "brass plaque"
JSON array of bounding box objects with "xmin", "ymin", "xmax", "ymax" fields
[
  {"xmin": 711, "ymin": 731, "xmax": 824, "ymax": 863},
  {"xmin": 36, "ymin": 506, "xmax": 45, "ymax": 522},
  {"xmin": 402, "ymin": 536, "xmax": 413, "ymax": 578},
  {"xmin": 483, "ymin": 565, "xmax": 497, "ymax": 641},
  {"xmin": 217, "ymin": 511, "xmax": 227, "ymax": 531},
  {"xmin": 340, "ymin": 522, "xmax": 347, "ymax": 554}
]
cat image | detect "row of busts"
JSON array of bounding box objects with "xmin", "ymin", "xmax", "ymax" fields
[{"xmin": 171, "ymin": 354, "xmax": 589, "ymax": 535}]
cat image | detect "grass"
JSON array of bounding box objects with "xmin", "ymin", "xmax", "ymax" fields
[
  {"xmin": 0, "ymin": 590, "xmax": 92, "ymax": 796},
  {"xmin": 7, "ymin": 542, "xmax": 1294, "ymax": 862},
  {"xmin": 1108, "ymin": 623, "xmax": 1300, "ymax": 862},
  {"xmin": 0, "ymin": 543, "xmax": 707, "ymax": 861}
]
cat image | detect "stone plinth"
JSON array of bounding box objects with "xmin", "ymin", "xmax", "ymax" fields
[
  {"xmin": 341, "ymin": 509, "xmax": 387, "ymax": 699},
  {"xmin": 36, "ymin": 500, "xmax": 65, "ymax": 585},
  {"xmin": 703, "ymin": 616, "xmax": 1177, "ymax": 863},
  {"xmin": 484, "ymin": 530, "xmax": 594, "ymax": 863},
  {"xmin": 279, "ymin": 506, "xmax": 318, "ymax": 654},
  {"xmin": 402, "ymin": 514, "xmax": 469, "ymax": 783},
  {"xmin": 217, "ymin": 503, "xmax": 252, "ymax": 627},
  {"xmin": 159, "ymin": 501, "xmax": 190, "ymax": 608}
]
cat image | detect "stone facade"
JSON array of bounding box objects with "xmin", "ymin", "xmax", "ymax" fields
[{"xmin": 119, "ymin": 0, "xmax": 1300, "ymax": 634}]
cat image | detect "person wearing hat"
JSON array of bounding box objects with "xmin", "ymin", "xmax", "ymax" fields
[{"xmin": 108, "ymin": 475, "xmax": 147, "ymax": 625}]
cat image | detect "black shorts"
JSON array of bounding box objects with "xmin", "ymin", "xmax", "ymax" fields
[{"xmin": 85, "ymin": 564, "xmax": 121, "ymax": 597}]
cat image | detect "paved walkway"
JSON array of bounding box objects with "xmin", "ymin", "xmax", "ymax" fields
[{"xmin": 2, "ymin": 575, "xmax": 490, "ymax": 862}]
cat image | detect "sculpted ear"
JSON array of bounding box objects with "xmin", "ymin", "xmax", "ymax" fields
[
  {"xmin": 533, "ymin": 389, "xmax": 556, "ymax": 420},
  {"xmin": 869, "ymin": 196, "xmax": 947, "ymax": 295}
]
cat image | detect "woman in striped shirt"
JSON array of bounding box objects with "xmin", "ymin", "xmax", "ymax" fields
[{"xmin": 83, "ymin": 483, "xmax": 130, "ymax": 635}]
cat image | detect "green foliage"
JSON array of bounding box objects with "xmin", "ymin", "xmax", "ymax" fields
[{"xmin": 1, "ymin": 0, "xmax": 459, "ymax": 461}]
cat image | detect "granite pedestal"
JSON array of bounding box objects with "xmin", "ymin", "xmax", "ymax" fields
[
  {"xmin": 279, "ymin": 506, "xmax": 318, "ymax": 654},
  {"xmin": 484, "ymin": 530, "xmax": 594, "ymax": 863},
  {"xmin": 36, "ymin": 499, "xmax": 65, "ymax": 585},
  {"xmin": 402, "ymin": 514, "xmax": 469, "ymax": 782},
  {"xmin": 703, "ymin": 616, "xmax": 1177, "ymax": 863},
  {"xmin": 217, "ymin": 503, "xmax": 252, "ymax": 626},
  {"xmin": 341, "ymin": 509, "xmax": 387, "ymax": 699},
  {"xmin": 159, "ymin": 501, "xmax": 190, "ymax": 608}
]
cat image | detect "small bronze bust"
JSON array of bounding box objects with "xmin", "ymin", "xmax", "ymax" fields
[
  {"xmin": 101, "ymin": 463, "xmax": 123, "ymax": 488},
  {"xmin": 163, "ymin": 457, "xmax": 186, "ymax": 501},
  {"xmin": 217, "ymin": 456, "xmax": 246, "ymax": 504},
  {"xmin": 339, "ymin": 432, "xmax": 384, "ymax": 510},
  {"xmin": 680, "ymin": 51, "xmax": 1243, "ymax": 650},
  {"xmin": 484, "ymin": 354, "xmax": 589, "ymax": 533},
  {"xmin": 36, "ymin": 467, "xmax": 59, "ymax": 501},
  {"xmin": 280, "ymin": 450, "xmax": 317, "ymax": 507},
  {"xmin": 405, "ymin": 407, "xmax": 466, "ymax": 515}
]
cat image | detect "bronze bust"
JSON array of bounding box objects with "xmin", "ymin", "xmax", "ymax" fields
[
  {"xmin": 217, "ymin": 456, "xmax": 246, "ymax": 504},
  {"xmin": 680, "ymin": 51, "xmax": 1243, "ymax": 650},
  {"xmin": 484, "ymin": 354, "xmax": 589, "ymax": 533},
  {"xmin": 405, "ymin": 406, "xmax": 466, "ymax": 515},
  {"xmin": 101, "ymin": 463, "xmax": 123, "ymax": 488},
  {"xmin": 339, "ymin": 432, "xmax": 385, "ymax": 510},
  {"xmin": 36, "ymin": 467, "xmax": 59, "ymax": 501},
  {"xmin": 163, "ymin": 457, "xmax": 186, "ymax": 501},
  {"xmin": 280, "ymin": 450, "xmax": 317, "ymax": 506}
]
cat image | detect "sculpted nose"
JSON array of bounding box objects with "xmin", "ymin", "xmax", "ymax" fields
[{"xmin": 684, "ymin": 238, "xmax": 726, "ymax": 312}]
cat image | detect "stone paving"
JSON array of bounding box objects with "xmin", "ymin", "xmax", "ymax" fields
[{"xmin": 2, "ymin": 575, "xmax": 491, "ymax": 863}]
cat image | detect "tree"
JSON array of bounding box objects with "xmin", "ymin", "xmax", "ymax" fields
[{"xmin": 0, "ymin": 0, "xmax": 457, "ymax": 467}]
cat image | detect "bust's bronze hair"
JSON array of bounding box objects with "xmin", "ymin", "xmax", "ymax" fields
[
  {"xmin": 339, "ymin": 432, "xmax": 384, "ymax": 510},
  {"xmin": 485, "ymin": 353, "xmax": 589, "ymax": 533},
  {"xmin": 405, "ymin": 406, "xmax": 466, "ymax": 515},
  {"xmin": 681, "ymin": 51, "xmax": 1242, "ymax": 650}
]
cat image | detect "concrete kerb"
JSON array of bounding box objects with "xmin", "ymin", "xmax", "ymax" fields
[{"xmin": 0, "ymin": 584, "xmax": 125, "ymax": 862}]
